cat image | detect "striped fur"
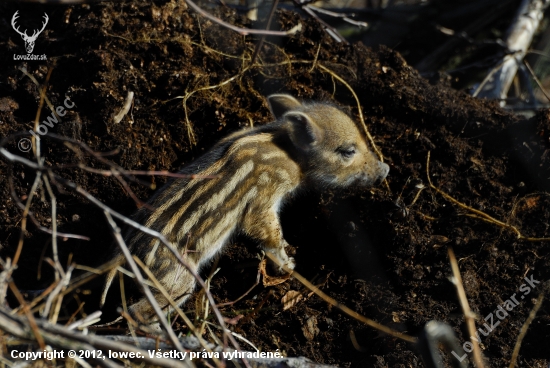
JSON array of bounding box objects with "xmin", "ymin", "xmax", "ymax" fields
[{"xmin": 101, "ymin": 94, "xmax": 389, "ymax": 321}]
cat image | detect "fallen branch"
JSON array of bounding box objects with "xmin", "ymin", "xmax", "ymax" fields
[{"xmin": 477, "ymin": 0, "xmax": 550, "ymax": 102}]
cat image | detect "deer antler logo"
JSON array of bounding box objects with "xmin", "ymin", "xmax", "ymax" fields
[{"xmin": 11, "ymin": 11, "xmax": 49, "ymax": 54}]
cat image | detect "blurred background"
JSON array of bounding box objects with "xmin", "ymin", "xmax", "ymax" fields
[{"xmin": 215, "ymin": 0, "xmax": 550, "ymax": 115}]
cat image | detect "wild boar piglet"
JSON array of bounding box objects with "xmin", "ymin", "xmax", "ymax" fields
[{"xmin": 101, "ymin": 94, "xmax": 390, "ymax": 321}]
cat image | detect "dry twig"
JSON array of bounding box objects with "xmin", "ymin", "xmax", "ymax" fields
[
  {"xmin": 249, "ymin": 0, "xmax": 280, "ymax": 65},
  {"xmin": 307, "ymin": 6, "xmax": 368, "ymax": 28},
  {"xmin": 316, "ymin": 64, "xmax": 385, "ymax": 163},
  {"xmin": 265, "ymin": 252, "xmax": 417, "ymax": 344},
  {"xmin": 0, "ymin": 132, "xmax": 250, "ymax": 367},
  {"xmin": 112, "ymin": 91, "xmax": 134, "ymax": 124},
  {"xmin": 0, "ymin": 259, "xmax": 15, "ymax": 305},
  {"xmin": 42, "ymin": 264, "xmax": 73, "ymax": 323},
  {"xmin": 447, "ymin": 247, "xmax": 485, "ymax": 368},
  {"xmin": 185, "ymin": 0, "xmax": 301, "ymax": 37},
  {"xmin": 132, "ymin": 256, "xmax": 222, "ymax": 367},
  {"xmin": 426, "ymin": 151, "xmax": 550, "ymax": 241},
  {"xmin": 523, "ymin": 59, "xmax": 550, "ymax": 103},
  {"xmin": 216, "ymin": 265, "xmax": 261, "ymax": 307},
  {"xmin": 103, "ymin": 211, "xmax": 185, "ymax": 353},
  {"xmin": 299, "ymin": 4, "xmax": 347, "ymax": 43},
  {"xmin": 508, "ymin": 291, "xmax": 546, "ymax": 368},
  {"xmin": 0, "ymin": 307, "xmax": 185, "ymax": 368},
  {"xmin": 8, "ymin": 282, "xmax": 46, "ymax": 351}
]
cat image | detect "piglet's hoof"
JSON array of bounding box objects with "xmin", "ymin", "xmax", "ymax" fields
[{"xmin": 260, "ymin": 259, "xmax": 291, "ymax": 286}]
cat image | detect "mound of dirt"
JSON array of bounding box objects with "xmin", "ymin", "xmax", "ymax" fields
[{"xmin": 0, "ymin": 1, "xmax": 549, "ymax": 367}]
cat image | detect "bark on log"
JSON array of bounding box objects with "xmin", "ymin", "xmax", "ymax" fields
[{"xmin": 476, "ymin": 0, "xmax": 549, "ymax": 102}]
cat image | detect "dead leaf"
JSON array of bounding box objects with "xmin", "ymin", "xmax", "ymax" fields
[
  {"xmin": 260, "ymin": 259, "xmax": 290, "ymax": 287},
  {"xmin": 430, "ymin": 234, "xmax": 450, "ymax": 248},
  {"xmin": 302, "ymin": 316, "xmax": 319, "ymax": 341},
  {"xmin": 520, "ymin": 195, "xmax": 540, "ymax": 211},
  {"xmin": 281, "ymin": 290, "xmax": 303, "ymax": 311},
  {"xmin": 470, "ymin": 156, "xmax": 484, "ymax": 167},
  {"xmin": 430, "ymin": 235, "xmax": 449, "ymax": 244},
  {"xmin": 392, "ymin": 312, "xmax": 401, "ymax": 323}
]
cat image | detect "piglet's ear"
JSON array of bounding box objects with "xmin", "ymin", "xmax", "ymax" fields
[
  {"xmin": 267, "ymin": 94, "xmax": 302, "ymax": 120},
  {"xmin": 286, "ymin": 112, "xmax": 323, "ymax": 150}
]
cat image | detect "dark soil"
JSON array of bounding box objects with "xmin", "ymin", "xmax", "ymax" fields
[{"xmin": 1, "ymin": 1, "xmax": 549, "ymax": 367}]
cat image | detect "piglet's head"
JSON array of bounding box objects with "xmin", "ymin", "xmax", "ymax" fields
[{"xmin": 268, "ymin": 94, "xmax": 389, "ymax": 189}]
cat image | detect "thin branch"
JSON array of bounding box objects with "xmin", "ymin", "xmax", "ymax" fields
[
  {"xmin": 12, "ymin": 280, "xmax": 60, "ymax": 315},
  {"xmin": 307, "ymin": 5, "xmax": 368, "ymax": 28},
  {"xmin": 103, "ymin": 211, "xmax": 185, "ymax": 353},
  {"xmin": 132, "ymin": 256, "xmax": 223, "ymax": 368},
  {"xmin": 216, "ymin": 266, "xmax": 260, "ymax": 307},
  {"xmin": 12, "ymin": 168, "xmax": 43, "ymax": 266},
  {"xmin": 523, "ymin": 59, "xmax": 550, "ymax": 103},
  {"xmin": 415, "ymin": 2, "xmax": 512, "ymax": 73},
  {"xmin": 426, "ymin": 151, "xmax": 550, "ymax": 241},
  {"xmin": 5, "ymin": 131, "xmax": 216, "ymax": 213},
  {"xmin": 8, "ymin": 282, "xmax": 46, "ymax": 351},
  {"xmin": 67, "ymin": 310, "xmax": 103, "ymax": 330},
  {"xmin": 508, "ymin": 292, "xmax": 545, "ymax": 368},
  {"xmin": 118, "ymin": 268, "xmax": 139, "ymax": 344},
  {"xmin": 447, "ymin": 248, "xmax": 485, "ymax": 368},
  {"xmin": 0, "ymin": 258, "xmax": 16, "ymax": 305},
  {"xmin": 300, "ymin": 4, "xmax": 347, "ymax": 43},
  {"xmin": 42, "ymin": 265, "xmax": 73, "ymax": 323},
  {"xmin": 42, "ymin": 174, "xmax": 62, "ymax": 281},
  {"xmin": 185, "ymin": 0, "xmax": 301, "ymax": 36},
  {"xmin": 265, "ymin": 252, "xmax": 417, "ymax": 344},
  {"xmin": 250, "ymin": 0, "xmax": 280, "ymax": 65},
  {"xmin": 7, "ymin": 164, "xmax": 90, "ymax": 240},
  {"xmin": 0, "ymin": 307, "xmax": 185, "ymax": 368},
  {"xmin": 59, "ymin": 164, "xmax": 218, "ymax": 180}
]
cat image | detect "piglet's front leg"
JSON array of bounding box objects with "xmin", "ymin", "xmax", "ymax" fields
[
  {"xmin": 243, "ymin": 209, "xmax": 295, "ymax": 272},
  {"xmin": 268, "ymin": 238, "xmax": 296, "ymax": 272}
]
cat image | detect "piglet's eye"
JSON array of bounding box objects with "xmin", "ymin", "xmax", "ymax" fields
[{"xmin": 337, "ymin": 147, "xmax": 356, "ymax": 159}]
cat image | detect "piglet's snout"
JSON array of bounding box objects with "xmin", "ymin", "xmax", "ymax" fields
[{"xmin": 372, "ymin": 161, "xmax": 389, "ymax": 186}]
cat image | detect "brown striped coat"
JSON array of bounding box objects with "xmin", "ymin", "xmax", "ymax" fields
[{"xmin": 101, "ymin": 94, "xmax": 389, "ymax": 321}]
